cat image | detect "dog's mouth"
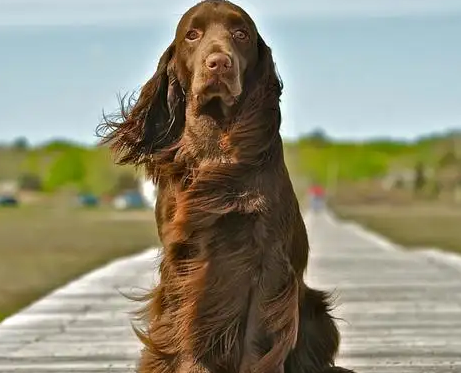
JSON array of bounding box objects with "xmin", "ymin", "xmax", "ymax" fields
[{"xmin": 195, "ymin": 75, "xmax": 241, "ymax": 107}]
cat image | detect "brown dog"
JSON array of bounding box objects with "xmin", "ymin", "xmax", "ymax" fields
[{"xmin": 99, "ymin": 1, "xmax": 355, "ymax": 373}]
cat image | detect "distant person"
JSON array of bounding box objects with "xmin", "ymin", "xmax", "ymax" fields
[{"xmin": 309, "ymin": 184, "xmax": 325, "ymax": 212}]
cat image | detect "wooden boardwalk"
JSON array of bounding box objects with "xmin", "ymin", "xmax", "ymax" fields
[{"xmin": 1, "ymin": 212, "xmax": 460, "ymax": 372}]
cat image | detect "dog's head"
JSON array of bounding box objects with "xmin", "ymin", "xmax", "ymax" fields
[
  {"xmin": 175, "ymin": 0, "xmax": 259, "ymax": 110},
  {"xmin": 98, "ymin": 0, "xmax": 282, "ymax": 171}
]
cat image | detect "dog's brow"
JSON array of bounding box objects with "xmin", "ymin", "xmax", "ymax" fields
[
  {"xmin": 186, "ymin": 9, "xmax": 247, "ymax": 31},
  {"xmin": 223, "ymin": 11, "xmax": 246, "ymax": 27},
  {"xmin": 188, "ymin": 14, "xmax": 208, "ymax": 30}
]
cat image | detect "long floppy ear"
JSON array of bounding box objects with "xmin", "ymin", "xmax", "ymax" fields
[
  {"xmin": 254, "ymin": 33, "xmax": 283, "ymax": 109},
  {"xmin": 230, "ymin": 34, "xmax": 283, "ymax": 162},
  {"xmin": 97, "ymin": 42, "xmax": 185, "ymax": 168}
]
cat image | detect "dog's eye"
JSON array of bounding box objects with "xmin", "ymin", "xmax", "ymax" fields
[
  {"xmin": 186, "ymin": 30, "xmax": 200, "ymax": 41},
  {"xmin": 233, "ymin": 30, "xmax": 248, "ymax": 40}
]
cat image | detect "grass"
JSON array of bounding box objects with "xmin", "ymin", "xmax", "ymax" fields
[
  {"xmin": 333, "ymin": 203, "xmax": 461, "ymax": 254},
  {"xmin": 0, "ymin": 205, "xmax": 158, "ymax": 322}
]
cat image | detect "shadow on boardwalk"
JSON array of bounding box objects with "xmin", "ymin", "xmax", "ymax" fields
[{"xmin": 1, "ymin": 211, "xmax": 460, "ymax": 372}]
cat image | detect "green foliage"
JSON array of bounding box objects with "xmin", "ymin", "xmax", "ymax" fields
[
  {"xmin": 18, "ymin": 173, "xmax": 42, "ymax": 191},
  {"xmin": 283, "ymin": 134, "xmax": 447, "ymax": 185},
  {"xmin": 12, "ymin": 137, "xmax": 29, "ymax": 151},
  {"xmin": 438, "ymin": 149, "xmax": 458, "ymax": 167},
  {"xmin": 413, "ymin": 162, "xmax": 426, "ymax": 193},
  {"xmin": 82, "ymin": 150, "xmax": 120, "ymax": 196},
  {"xmin": 287, "ymin": 142, "xmax": 401, "ymax": 184},
  {"xmin": 41, "ymin": 139, "xmax": 84, "ymax": 152},
  {"xmin": 0, "ymin": 139, "xmax": 137, "ymax": 195},
  {"xmin": 1, "ymin": 131, "xmax": 459, "ymax": 197},
  {"xmin": 44, "ymin": 150, "xmax": 86, "ymax": 191}
]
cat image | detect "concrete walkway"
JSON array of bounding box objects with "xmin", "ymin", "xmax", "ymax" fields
[{"xmin": 1, "ymin": 212, "xmax": 460, "ymax": 372}]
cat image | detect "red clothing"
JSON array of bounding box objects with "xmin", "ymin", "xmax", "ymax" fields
[{"xmin": 309, "ymin": 185, "xmax": 325, "ymax": 197}]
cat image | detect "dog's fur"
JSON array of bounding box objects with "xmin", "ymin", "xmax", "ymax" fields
[{"xmin": 98, "ymin": 1, "xmax": 356, "ymax": 372}]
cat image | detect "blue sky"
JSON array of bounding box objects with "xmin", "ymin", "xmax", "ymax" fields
[{"xmin": 1, "ymin": 0, "xmax": 461, "ymax": 145}]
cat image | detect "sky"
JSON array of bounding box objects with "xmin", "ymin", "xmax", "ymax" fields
[{"xmin": 1, "ymin": 0, "xmax": 461, "ymax": 145}]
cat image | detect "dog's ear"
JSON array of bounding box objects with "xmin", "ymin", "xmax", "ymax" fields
[
  {"xmin": 98, "ymin": 42, "xmax": 185, "ymax": 168},
  {"xmin": 230, "ymin": 34, "xmax": 283, "ymax": 162},
  {"xmin": 254, "ymin": 33, "xmax": 283, "ymax": 104}
]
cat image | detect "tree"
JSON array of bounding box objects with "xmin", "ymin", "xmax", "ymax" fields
[
  {"xmin": 413, "ymin": 161, "xmax": 426, "ymax": 195},
  {"xmin": 44, "ymin": 150, "xmax": 86, "ymax": 192},
  {"xmin": 12, "ymin": 137, "xmax": 29, "ymax": 151},
  {"xmin": 18, "ymin": 173, "xmax": 42, "ymax": 191}
]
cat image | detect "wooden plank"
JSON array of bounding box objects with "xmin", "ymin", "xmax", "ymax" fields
[{"xmin": 1, "ymin": 212, "xmax": 460, "ymax": 372}]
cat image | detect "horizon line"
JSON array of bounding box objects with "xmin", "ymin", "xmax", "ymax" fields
[{"xmin": 2, "ymin": 127, "xmax": 460, "ymax": 149}]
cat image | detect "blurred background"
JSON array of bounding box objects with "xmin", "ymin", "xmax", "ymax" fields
[{"xmin": 0, "ymin": 0, "xmax": 460, "ymax": 322}]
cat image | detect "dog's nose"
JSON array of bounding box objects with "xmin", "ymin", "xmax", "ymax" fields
[{"xmin": 205, "ymin": 53, "xmax": 232, "ymax": 74}]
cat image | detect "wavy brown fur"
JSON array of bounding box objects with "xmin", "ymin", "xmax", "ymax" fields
[{"xmin": 97, "ymin": 1, "xmax": 356, "ymax": 373}]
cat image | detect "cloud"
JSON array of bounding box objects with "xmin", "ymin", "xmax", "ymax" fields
[{"xmin": 2, "ymin": 0, "xmax": 461, "ymax": 26}]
